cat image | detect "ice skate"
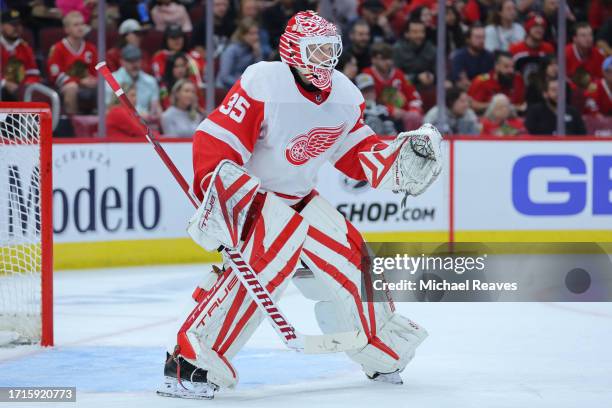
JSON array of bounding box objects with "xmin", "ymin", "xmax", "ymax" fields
[
  {"xmin": 157, "ymin": 353, "xmax": 218, "ymax": 399},
  {"xmin": 367, "ymin": 370, "xmax": 403, "ymax": 385}
]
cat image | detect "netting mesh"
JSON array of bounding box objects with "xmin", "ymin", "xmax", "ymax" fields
[{"xmin": 0, "ymin": 112, "xmax": 42, "ymax": 345}]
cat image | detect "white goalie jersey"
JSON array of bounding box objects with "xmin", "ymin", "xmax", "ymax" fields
[{"xmin": 193, "ymin": 61, "xmax": 383, "ymax": 204}]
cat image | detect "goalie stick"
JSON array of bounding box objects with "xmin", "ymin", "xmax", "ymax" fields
[{"xmin": 96, "ymin": 62, "xmax": 367, "ymax": 354}]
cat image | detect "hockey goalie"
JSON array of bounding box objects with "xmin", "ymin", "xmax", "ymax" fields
[{"xmin": 159, "ymin": 11, "xmax": 443, "ymax": 399}]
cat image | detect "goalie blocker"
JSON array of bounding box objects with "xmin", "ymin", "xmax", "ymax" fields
[{"xmin": 172, "ymin": 160, "xmax": 428, "ymax": 391}]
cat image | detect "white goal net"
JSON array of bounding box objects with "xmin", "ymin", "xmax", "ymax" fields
[{"xmin": 0, "ymin": 104, "xmax": 52, "ymax": 346}]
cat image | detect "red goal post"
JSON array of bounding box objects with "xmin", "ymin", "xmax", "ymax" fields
[{"xmin": 0, "ymin": 102, "xmax": 53, "ymax": 346}]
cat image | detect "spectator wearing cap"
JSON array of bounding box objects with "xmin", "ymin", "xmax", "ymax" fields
[
  {"xmin": 217, "ymin": 18, "xmax": 266, "ymax": 90},
  {"xmin": 509, "ymin": 13, "xmax": 554, "ymax": 79},
  {"xmin": 468, "ymin": 51, "xmax": 525, "ymax": 114},
  {"xmin": 47, "ymin": 11, "xmax": 98, "ymax": 115},
  {"xmin": 525, "ymin": 78, "xmax": 586, "ymax": 135},
  {"xmin": 151, "ymin": 0, "xmax": 192, "ymax": 32},
  {"xmin": 359, "ymin": 0, "xmax": 395, "ymax": 44},
  {"xmin": 450, "ymin": 24, "xmax": 495, "ymax": 89},
  {"xmin": 484, "ymin": 0, "xmax": 525, "ymax": 52},
  {"xmin": 480, "ymin": 93, "xmax": 526, "ymax": 136},
  {"xmin": 152, "ymin": 24, "xmax": 204, "ymax": 85},
  {"xmin": 105, "ymin": 44, "xmax": 162, "ymax": 124},
  {"xmin": 355, "ymin": 73, "xmax": 398, "ymax": 136},
  {"xmin": 344, "ymin": 19, "xmax": 372, "ymax": 71},
  {"xmin": 107, "ymin": 19, "xmax": 152, "ymax": 74},
  {"xmin": 362, "ymin": 43, "xmax": 423, "ymax": 131},
  {"xmin": 566, "ymin": 22, "xmax": 605, "ymax": 82},
  {"xmin": 424, "ymin": 87, "xmax": 480, "ymax": 135},
  {"xmin": 161, "ymin": 79, "xmax": 204, "ymax": 136},
  {"xmin": 393, "ymin": 18, "xmax": 436, "ymax": 89},
  {"xmin": 1, "ymin": 9, "xmax": 41, "ymax": 101},
  {"xmin": 584, "ymin": 57, "xmax": 612, "ymax": 116}
]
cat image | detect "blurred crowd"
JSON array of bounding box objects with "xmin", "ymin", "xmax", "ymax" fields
[{"xmin": 1, "ymin": 0, "xmax": 611, "ymax": 137}]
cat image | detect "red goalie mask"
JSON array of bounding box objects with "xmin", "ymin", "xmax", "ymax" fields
[{"xmin": 279, "ymin": 11, "xmax": 343, "ymax": 92}]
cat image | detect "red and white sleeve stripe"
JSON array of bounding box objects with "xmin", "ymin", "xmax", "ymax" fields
[
  {"xmin": 331, "ymin": 102, "xmax": 388, "ymax": 181},
  {"xmin": 192, "ymin": 79, "xmax": 264, "ymax": 200}
]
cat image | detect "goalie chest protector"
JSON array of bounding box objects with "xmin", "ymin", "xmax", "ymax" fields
[{"xmin": 237, "ymin": 61, "xmax": 367, "ymax": 198}]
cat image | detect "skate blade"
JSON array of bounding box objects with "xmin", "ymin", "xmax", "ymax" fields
[
  {"xmin": 157, "ymin": 388, "xmax": 214, "ymax": 400},
  {"xmin": 157, "ymin": 377, "xmax": 216, "ymax": 400},
  {"xmin": 368, "ymin": 371, "xmax": 403, "ymax": 385}
]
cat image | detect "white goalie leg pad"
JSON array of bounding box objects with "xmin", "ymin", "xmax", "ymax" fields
[
  {"xmin": 298, "ymin": 195, "xmax": 428, "ymax": 375},
  {"xmin": 176, "ymin": 193, "xmax": 308, "ymax": 388},
  {"xmin": 315, "ymin": 300, "xmax": 428, "ymax": 375},
  {"xmin": 187, "ymin": 160, "xmax": 261, "ymax": 251},
  {"xmin": 358, "ymin": 123, "xmax": 443, "ymax": 196}
]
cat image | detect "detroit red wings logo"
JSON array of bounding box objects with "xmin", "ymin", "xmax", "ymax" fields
[{"xmin": 285, "ymin": 124, "xmax": 346, "ymax": 165}]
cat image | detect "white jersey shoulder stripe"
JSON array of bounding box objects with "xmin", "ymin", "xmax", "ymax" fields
[{"xmin": 197, "ymin": 119, "xmax": 252, "ymax": 164}]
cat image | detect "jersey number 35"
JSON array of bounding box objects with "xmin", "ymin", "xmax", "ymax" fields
[{"xmin": 219, "ymin": 93, "xmax": 251, "ymax": 123}]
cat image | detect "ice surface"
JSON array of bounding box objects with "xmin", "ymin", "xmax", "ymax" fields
[{"xmin": 0, "ymin": 264, "xmax": 611, "ymax": 408}]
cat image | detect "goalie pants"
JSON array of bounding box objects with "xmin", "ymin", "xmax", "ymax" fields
[{"xmin": 172, "ymin": 192, "xmax": 427, "ymax": 388}]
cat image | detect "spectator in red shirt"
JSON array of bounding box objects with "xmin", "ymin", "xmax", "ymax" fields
[
  {"xmin": 362, "ymin": 42, "xmax": 423, "ymax": 131},
  {"xmin": 480, "ymin": 93, "xmax": 526, "ymax": 136},
  {"xmin": 584, "ymin": 56, "xmax": 612, "ymax": 116},
  {"xmin": 106, "ymin": 83, "xmax": 145, "ymax": 138},
  {"xmin": 0, "ymin": 9, "xmax": 41, "ymax": 101},
  {"xmin": 468, "ymin": 51, "xmax": 526, "ymax": 114},
  {"xmin": 47, "ymin": 11, "xmax": 98, "ymax": 115},
  {"xmin": 107, "ymin": 19, "xmax": 152, "ymax": 74},
  {"xmin": 566, "ymin": 22, "xmax": 605, "ymax": 82},
  {"xmin": 509, "ymin": 13, "xmax": 554, "ymax": 80}
]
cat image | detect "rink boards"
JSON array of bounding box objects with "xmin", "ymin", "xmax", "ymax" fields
[{"xmin": 44, "ymin": 137, "xmax": 612, "ymax": 269}]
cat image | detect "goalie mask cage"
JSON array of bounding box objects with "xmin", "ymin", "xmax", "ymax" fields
[{"xmin": 0, "ymin": 102, "xmax": 53, "ymax": 347}]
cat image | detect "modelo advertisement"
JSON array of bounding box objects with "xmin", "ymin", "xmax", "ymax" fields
[
  {"xmin": 52, "ymin": 142, "xmax": 194, "ymax": 243},
  {"xmin": 453, "ymin": 140, "xmax": 612, "ymax": 232},
  {"xmin": 49, "ymin": 139, "xmax": 611, "ymax": 245}
]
